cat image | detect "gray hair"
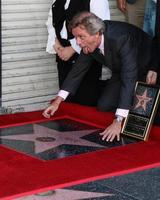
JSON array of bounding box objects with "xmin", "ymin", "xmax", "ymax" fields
[{"xmin": 69, "ymin": 11, "xmax": 105, "ymax": 35}]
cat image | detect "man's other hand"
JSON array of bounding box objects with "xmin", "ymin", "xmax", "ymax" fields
[{"xmin": 99, "ymin": 119, "xmax": 122, "ymax": 142}]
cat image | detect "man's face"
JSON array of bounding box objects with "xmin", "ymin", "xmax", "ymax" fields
[{"xmin": 72, "ymin": 25, "xmax": 101, "ymax": 54}]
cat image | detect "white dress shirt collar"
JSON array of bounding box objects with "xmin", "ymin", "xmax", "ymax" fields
[{"xmin": 98, "ymin": 34, "xmax": 104, "ymax": 54}]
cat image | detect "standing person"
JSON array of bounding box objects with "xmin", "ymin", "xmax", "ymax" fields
[
  {"xmin": 148, "ymin": 0, "xmax": 160, "ymax": 73},
  {"xmin": 155, "ymin": 0, "xmax": 160, "ymax": 39},
  {"xmin": 143, "ymin": 0, "xmax": 157, "ymax": 37},
  {"xmin": 147, "ymin": 0, "xmax": 160, "ymax": 125},
  {"xmin": 46, "ymin": 0, "xmax": 110, "ymax": 106},
  {"xmin": 117, "ymin": 0, "xmax": 146, "ymax": 28},
  {"xmin": 145, "ymin": 0, "xmax": 160, "ymax": 83},
  {"xmin": 154, "ymin": 0, "xmax": 160, "ymax": 125},
  {"xmin": 43, "ymin": 12, "xmax": 157, "ymax": 142}
]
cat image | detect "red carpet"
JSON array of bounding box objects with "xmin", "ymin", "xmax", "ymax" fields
[{"xmin": 0, "ymin": 102, "xmax": 160, "ymax": 200}]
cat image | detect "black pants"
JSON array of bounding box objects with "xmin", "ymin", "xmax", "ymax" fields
[{"xmin": 97, "ymin": 76, "xmax": 121, "ymax": 112}]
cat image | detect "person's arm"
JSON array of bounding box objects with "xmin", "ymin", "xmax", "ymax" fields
[
  {"xmin": 57, "ymin": 46, "xmax": 76, "ymax": 61},
  {"xmin": 100, "ymin": 35, "xmax": 138, "ymax": 142},
  {"xmin": 43, "ymin": 52, "xmax": 93, "ymax": 118},
  {"xmin": 46, "ymin": 2, "xmax": 56, "ymax": 54},
  {"xmin": 116, "ymin": 0, "xmax": 127, "ymax": 13},
  {"xmin": 61, "ymin": 52, "xmax": 93, "ymax": 95},
  {"xmin": 54, "ymin": 38, "xmax": 76, "ymax": 61},
  {"xmin": 42, "ymin": 90, "xmax": 69, "ymax": 118},
  {"xmin": 90, "ymin": 0, "xmax": 110, "ymax": 20},
  {"xmin": 99, "ymin": 109, "xmax": 129, "ymax": 141},
  {"xmin": 146, "ymin": 37, "xmax": 159, "ymax": 85}
]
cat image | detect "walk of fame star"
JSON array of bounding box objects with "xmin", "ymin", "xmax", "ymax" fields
[
  {"xmin": 0, "ymin": 124, "xmax": 105, "ymax": 154},
  {"xmin": 16, "ymin": 188, "xmax": 114, "ymax": 200},
  {"xmin": 134, "ymin": 89, "xmax": 152, "ymax": 112}
]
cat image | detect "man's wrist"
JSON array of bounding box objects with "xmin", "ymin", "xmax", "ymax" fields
[
  {"xmin": 58, "ymin": 90, "xmax": 69, "ymax": 100},
  {"xmin": 52, "ymin": 96, "xmax": 64, "ymax": 106},
  {"xmin": 115, "ymin": 115, "xmax": 124, "ymax": 122}
]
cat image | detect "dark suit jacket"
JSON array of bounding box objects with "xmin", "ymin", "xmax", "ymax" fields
[{"xmin": 61, "ymin": 20, "xmax": 152, "ymax": 110}]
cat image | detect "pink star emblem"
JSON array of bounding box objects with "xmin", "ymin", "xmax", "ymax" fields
[{"xmin": 134, "ymin": 89, "xmax": 152, "ymax": 112}]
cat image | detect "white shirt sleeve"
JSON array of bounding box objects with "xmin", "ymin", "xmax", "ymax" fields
[
  {"xmin": 115, "ymin": 108, "xmax": 129, "ymax": 118},
  {"xmin": 60, "ymin": 0, "xmax": 71, "ymax": 39},
  {"xmin": 90, "ymin": 0, "xmax": 110, "ymax": 20},
  {"xmin": 46, "ymin": 2, "xmax": 56, "ymax": 54},
  {"xmin": 59, "ymin": 0, "xmax": 81, "ymax": 54},
  {"xmin": 69, "ymin": 38, "xmax": 81, "ymax": 54},
  {"xmin": 58, "ymin": 90, "xmax": 70, "ymax": 100}
]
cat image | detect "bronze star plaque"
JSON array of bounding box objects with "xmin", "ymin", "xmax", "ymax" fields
[{"xmin": 122, "ymin": 82, "xmax": 160, "ymax": 141}]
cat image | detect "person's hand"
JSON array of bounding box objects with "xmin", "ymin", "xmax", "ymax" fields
[
  {"xmin": 54, "ymin": 38, "xmax": 63, "ymax": 53},
  {"xmin": 146, "ymin": 70, "xmax": 157, "ymax": 85},
  {"xmin": 117, "ymin": 0, "xmax": 127, "ymax": 13},
  {"xmin": 99, "ymin": 119, "xmax": 122, "ymax": 142},
  {"xmin": 58, "ymin": 46, "xmax": 75, "ymax": 61},
  {"xmin": 42, "ymin": 103, "xmax": 59, "ymax": 118},
  {"xmin": 42, "ymin": 96, "xmax": 63, "ymax": 118},
  {"xmin": 54, "ymin": 45, "xmax": 64, "ymax": 54}
]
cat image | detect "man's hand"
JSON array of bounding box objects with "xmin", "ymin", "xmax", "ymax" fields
[
  {"xmin": 117, "ymin": 0, "xmax": 127, "ymax": 13},
  {"xmin": 42, "ymin": 96, "xmax": 63, "ymax": 118},
  {"xmin": 146, "ymin": 70, "xmax": 157, "ymax": 85},
  {"xmin": 99, "ymin": 119, "xmax": 122, "ymax": 142}
]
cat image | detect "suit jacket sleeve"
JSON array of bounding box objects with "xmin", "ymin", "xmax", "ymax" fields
[
  {"xmin": 118, "ymin": 34, "xmax": 138, "ymax": 109},
  {"xmin": 61, "ymin": 51, "xmax": 93, "ymax": 95}
]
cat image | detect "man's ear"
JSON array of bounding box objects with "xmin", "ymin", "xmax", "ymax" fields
[{"xmin": 95, "ymin": 32, "xmax": 100, "ymax": 38}]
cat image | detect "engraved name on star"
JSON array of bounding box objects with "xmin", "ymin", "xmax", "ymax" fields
[
  {"xmin": 0, "ymin": 124, "xmax": 105, "ymax": 153},
  {"xmin": 134, "ymin": 89, "xmax": 152, "ymax": 112}
]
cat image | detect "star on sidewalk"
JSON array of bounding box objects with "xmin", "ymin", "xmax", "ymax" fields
[
  {"xmin": 16, "ymin": 188, "xmax": 114, "ymax": 200},
  {"xmin": 134, "ymin": 89, "xmax": 152, "ymax": 112},
  {"xmin": 0, "ymin": 124, "xmax": 105, "ymax": 153}
]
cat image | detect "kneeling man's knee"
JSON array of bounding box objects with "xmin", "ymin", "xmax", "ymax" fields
[{"xmin": 97, "ymin": 100, "xmax": 116, "ymax": 112}]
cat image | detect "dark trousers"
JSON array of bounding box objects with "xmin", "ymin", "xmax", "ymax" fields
[{"xmin": 97, "ymin": 76, "xmax": 121, "ymax": 112}]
